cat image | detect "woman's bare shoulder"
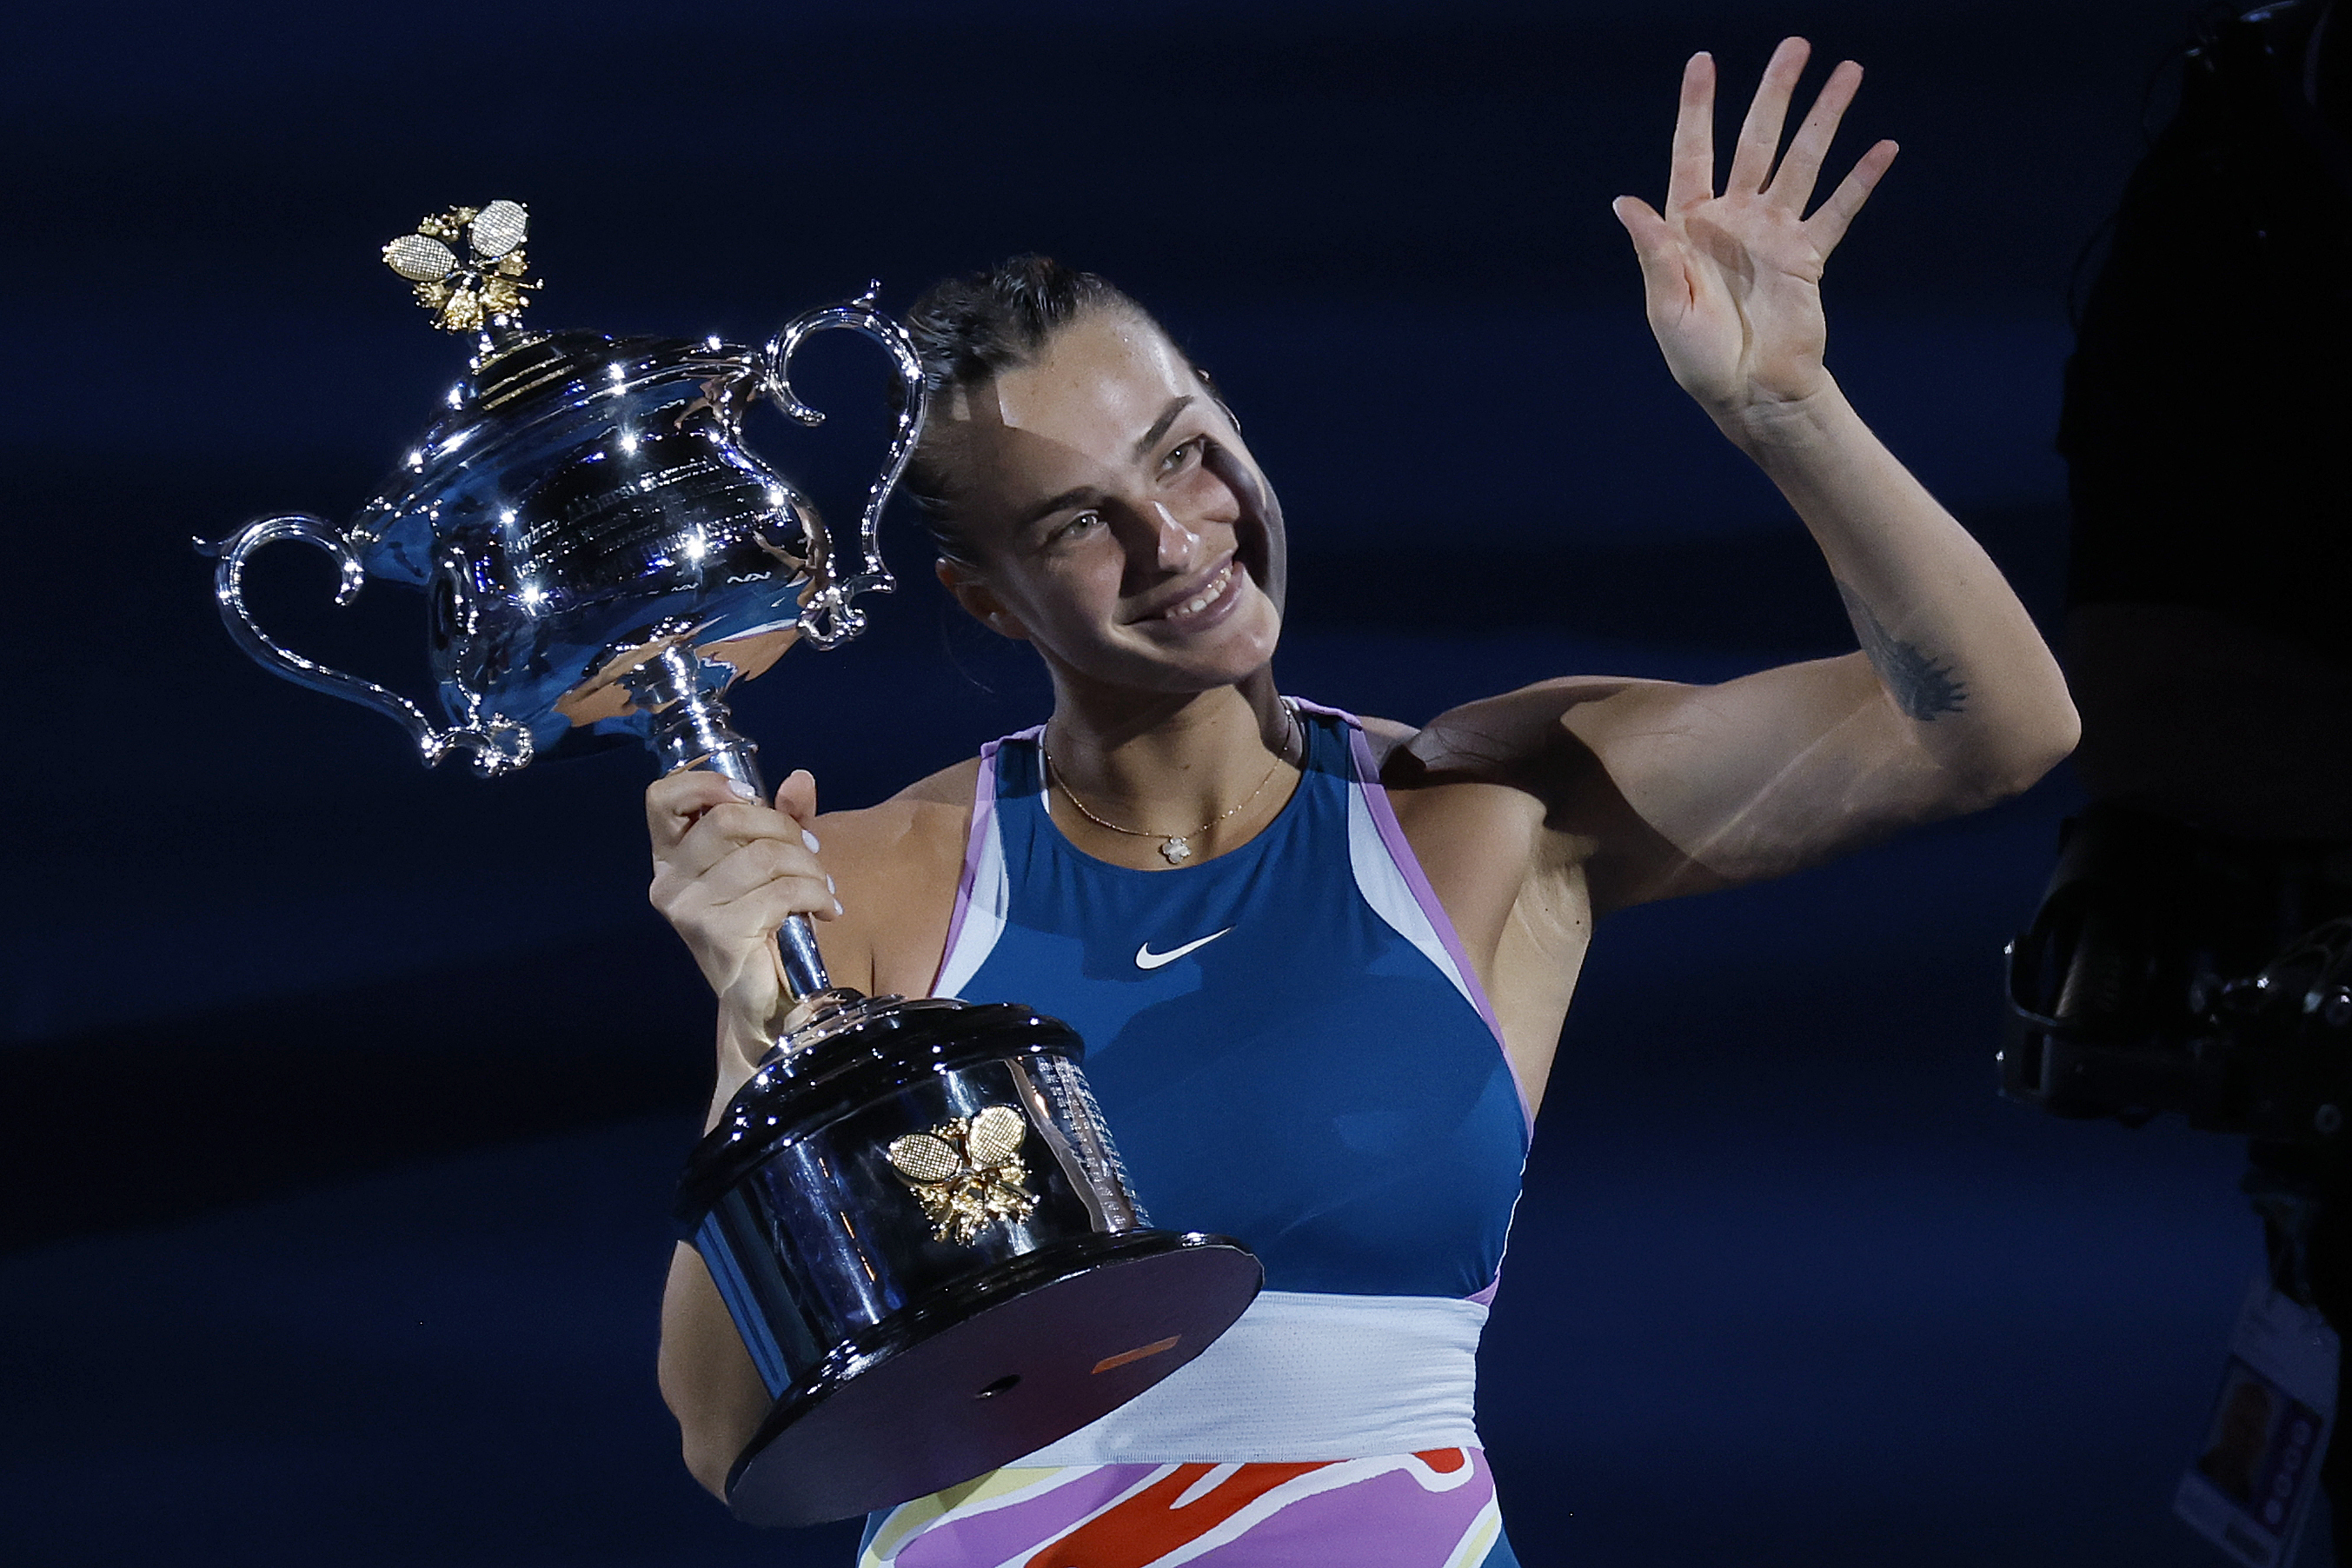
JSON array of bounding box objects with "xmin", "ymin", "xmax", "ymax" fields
[
  {"xmin": 1390, "ymin": 676, "xmax": 1670, "ymax": 780},
  {"xmin": 1353, "ymin": 714, "xmax": 1419, "ymax": 770}
]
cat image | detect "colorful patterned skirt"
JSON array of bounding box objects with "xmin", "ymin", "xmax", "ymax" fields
[{"xmin": 858, "ymin": 1449, "xmax": 1517, "ymax": 1567}]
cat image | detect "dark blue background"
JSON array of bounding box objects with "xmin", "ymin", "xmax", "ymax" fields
[{"xmin": 0, "ymin": 3, "xmax": 2269, "ymax": 1564}]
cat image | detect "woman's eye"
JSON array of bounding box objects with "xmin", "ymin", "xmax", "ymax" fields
[
  {"xmin": 1159, "ymin": 439, "xmax": 1199, "ymax": 475},
  {"xmin": 1048, "ymin": 511, "xmax": 1101, "ymax": 544}
]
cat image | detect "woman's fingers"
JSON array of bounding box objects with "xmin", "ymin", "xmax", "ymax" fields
[
  {"xmin": 668, "ymin": 867, "xmax": 838, "ymax": 949},
  {"xmin": 654, "ymin": 834, "xmax": 839, "ymax": 981},
  {"xmin": 653, "ymin": 764, "xmax": 835, "ymax": 914},
  {"xmin": 1725, "ymin": 37, "xmax": 1810, "ymax": 196},
  {"xmin": 1804, "ymin": 138, "xmax": 1900, "ymax": 258},
  {"xmin": 772, "ymin": 769, "xmax": 821, "ymax": 843},
  {"xmin": 1665, "ymin": 51, "xmax": 1718, "ymax": 214},
  {"xmin": 1611, "ymin": 196, "xmax": 1690, "ymax": 314},
  {"xmin": 1646, "ymin": 41, "xmax": 1889, "ymax": 267},
  {"xmin": 1769, "ymin": 58, "xmax": 1864, "ymax": 216},
  {"xmin": 647, "ymin": 768, "xmax": 751, "ymax": 853},
  {"xmin": 660, "ymin": 800, "xmax": 803, "ymax": 883},
  {"xmin": 685, "ymin": 835, "xmax": 835, "ymax": 914}
]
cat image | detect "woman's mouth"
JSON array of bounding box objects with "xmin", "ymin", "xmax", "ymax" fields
[{"xmin": 1149, "ymin": 560, "xmax": 1235, "ymax": 623}]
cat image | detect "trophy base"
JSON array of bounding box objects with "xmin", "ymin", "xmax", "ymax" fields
[{"xmin": 725, "ymin": 1228, "xmax": 1259, "ymax": 1527}]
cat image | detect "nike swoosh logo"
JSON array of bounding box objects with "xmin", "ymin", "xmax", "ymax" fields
[{"xmin": 1135, "ymin": 927, "xmax": 1233, "ymax": 970}]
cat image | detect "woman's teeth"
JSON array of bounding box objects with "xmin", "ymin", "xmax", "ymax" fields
[{"xmin": 1162, "ymin": 563, "xmax": 1232, "ymax": 621}]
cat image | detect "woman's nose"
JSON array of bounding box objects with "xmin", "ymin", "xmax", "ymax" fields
[{"xmin": 1152, "ymin": 502, "xmax": 1200, "ymax": 571}]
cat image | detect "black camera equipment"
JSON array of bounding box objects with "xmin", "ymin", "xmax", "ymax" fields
[
  {"xmin": 2009, "ymin": 2, "xmax": 2352, "ymax": 1551},
  {"xmin": 2003, "ymin": 804, "xmax": 2352, "ymax": 1152},
  {"xmin": 2003, "ymin": 805, "xmax": 2352, "ymax": 1555}
]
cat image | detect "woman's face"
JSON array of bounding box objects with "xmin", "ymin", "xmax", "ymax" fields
[{"xmin": 928, "ymin": 309, "xmax": 1283, "ymax": 697}]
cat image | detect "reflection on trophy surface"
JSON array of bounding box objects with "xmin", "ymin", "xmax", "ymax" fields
[{"xmin": 198, "ymin": 201, "xmax": 1261, "ymax": 1527}]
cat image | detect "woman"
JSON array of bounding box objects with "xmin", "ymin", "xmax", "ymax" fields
[{"xmin": 648, "ymin": 40, "xmax": 2079, "ymax": 1567}]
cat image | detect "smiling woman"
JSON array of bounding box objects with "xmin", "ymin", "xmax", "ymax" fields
[
  {"xmin": 904, "ymin": 269, "xmax": 1287, "ymax": 710},
  {"xmin": 644, "ymin": 37, "xmax": 2080, "ymax": 1568}
]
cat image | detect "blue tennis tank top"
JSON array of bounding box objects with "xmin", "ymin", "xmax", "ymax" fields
[{"xmin": 932, "ymin": 701, "xmax": 1529, "ymax": 1301}]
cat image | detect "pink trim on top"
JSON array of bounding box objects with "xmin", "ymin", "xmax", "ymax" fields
[
  {"xmin": 1336, "ymin": 712, "xmax": 1536, "ymax": 1139},
  {"xmin": 927, "ymin": 725, "xmax": 1040, "ymax": 995},
  {"xmin": 1468, "ymin": 1190, "xmax": 1525, "ymax": 1306}
]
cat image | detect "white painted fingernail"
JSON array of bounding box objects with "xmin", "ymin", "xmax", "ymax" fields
[
  {"xmin": 831, "ymin": 898, "xmax": 843, "ymax": 917},
  {"xmin": 825, "ymin": 874, "xmax": 835, "ymax": 894},
  {"xmin": 802, "ymin": 829, "xmax": 821, "ymax": 852},
  {"xmin": 727, "ymin": 779, "xmax": 756, "ymax": 801}
]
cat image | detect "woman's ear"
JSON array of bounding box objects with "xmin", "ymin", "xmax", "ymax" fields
[{"xmin": 935, "ymin": 556, "xmax": 1033, "ymax": 641}]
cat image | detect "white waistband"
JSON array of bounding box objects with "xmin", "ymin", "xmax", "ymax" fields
[{"xmin": 1014, "ymin": 1290, "xmax": 1486, "ymax": 1465}]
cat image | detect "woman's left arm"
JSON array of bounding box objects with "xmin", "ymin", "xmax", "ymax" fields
[
  {"xmin": 1419, "ymin": 41, "xmax": 2076, "ymax": 909},
  {"xmin": 1524, "ymin": 39, "xmax": 2079, "ymax": 907}
]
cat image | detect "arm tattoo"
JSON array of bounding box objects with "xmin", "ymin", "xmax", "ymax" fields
[{"xmin": 1835, "ymin": 581, "xmax": 1968, "ymax": 721}]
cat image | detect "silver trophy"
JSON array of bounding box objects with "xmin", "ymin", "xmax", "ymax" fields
[{"xmin": 200, "ymin": 203, "xmax": 1259, "ymax": 1526}]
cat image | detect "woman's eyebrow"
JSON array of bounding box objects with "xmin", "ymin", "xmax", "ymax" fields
[{"xmin": 1131, "ymin": 395, "xmax": 1196, "ymax": 459}]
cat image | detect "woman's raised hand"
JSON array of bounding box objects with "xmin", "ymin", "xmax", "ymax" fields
[
  {"xmin": 1611, "ymin": 37, "xmax": 1898, "ymax": 430},
  {"xmin": 646, "ymin": 767, "xmax": 838, "ymax": 1061}
]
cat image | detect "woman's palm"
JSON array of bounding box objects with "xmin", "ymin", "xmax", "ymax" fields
[{"xmin": 1614, "ymin": 39, "xmax": 1899, "ymax": 419}]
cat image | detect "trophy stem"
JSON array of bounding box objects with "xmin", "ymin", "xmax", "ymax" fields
[{"xmin": 628, "ymin": 645, "xmax": 835, "ymax": 1007}]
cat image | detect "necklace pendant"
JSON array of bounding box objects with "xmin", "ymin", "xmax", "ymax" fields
[{"xmin": 1159, "ymin": 836, "xmax": 1193, "ymax": 865}]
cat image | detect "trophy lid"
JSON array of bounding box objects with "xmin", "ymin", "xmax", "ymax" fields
[
  {"xmin": 347, "ymin": 201, "xmax": 779, "ymax": 588},
  {"xmin": 348, "ymin": 325, "xmax": 768, "ymax": 584}
]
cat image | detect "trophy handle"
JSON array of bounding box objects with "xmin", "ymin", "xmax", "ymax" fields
[
  {"xmin": 196, "ymin": 514, "xmax": 534, "ymax": 775},
  {"xmin": 755, "ymin": 285, "xmax": 929, "ymax": 649}
]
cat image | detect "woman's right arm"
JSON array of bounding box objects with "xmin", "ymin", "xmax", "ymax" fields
[
  {"xmin": 643, "ymin": 765, "xmax": 858, "ymax": 1497},
  {"xmin": 641, "ymin": 762, "xmax": 971, "ymax": 1497}
]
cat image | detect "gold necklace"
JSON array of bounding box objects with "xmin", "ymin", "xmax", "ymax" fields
[{"xmin": 1040, "ymin": 719, "xmax": 1297, "ymax": 866}]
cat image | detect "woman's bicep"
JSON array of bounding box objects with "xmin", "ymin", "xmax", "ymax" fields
[{"xmin": 1562, "ymin": 654, "xmax": 1954, "ymax": 906}]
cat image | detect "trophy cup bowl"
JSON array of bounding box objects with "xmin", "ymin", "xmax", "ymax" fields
[{"xmin": 199, "ymin": 203, "xmax": 1261, "ymax": 1527}]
